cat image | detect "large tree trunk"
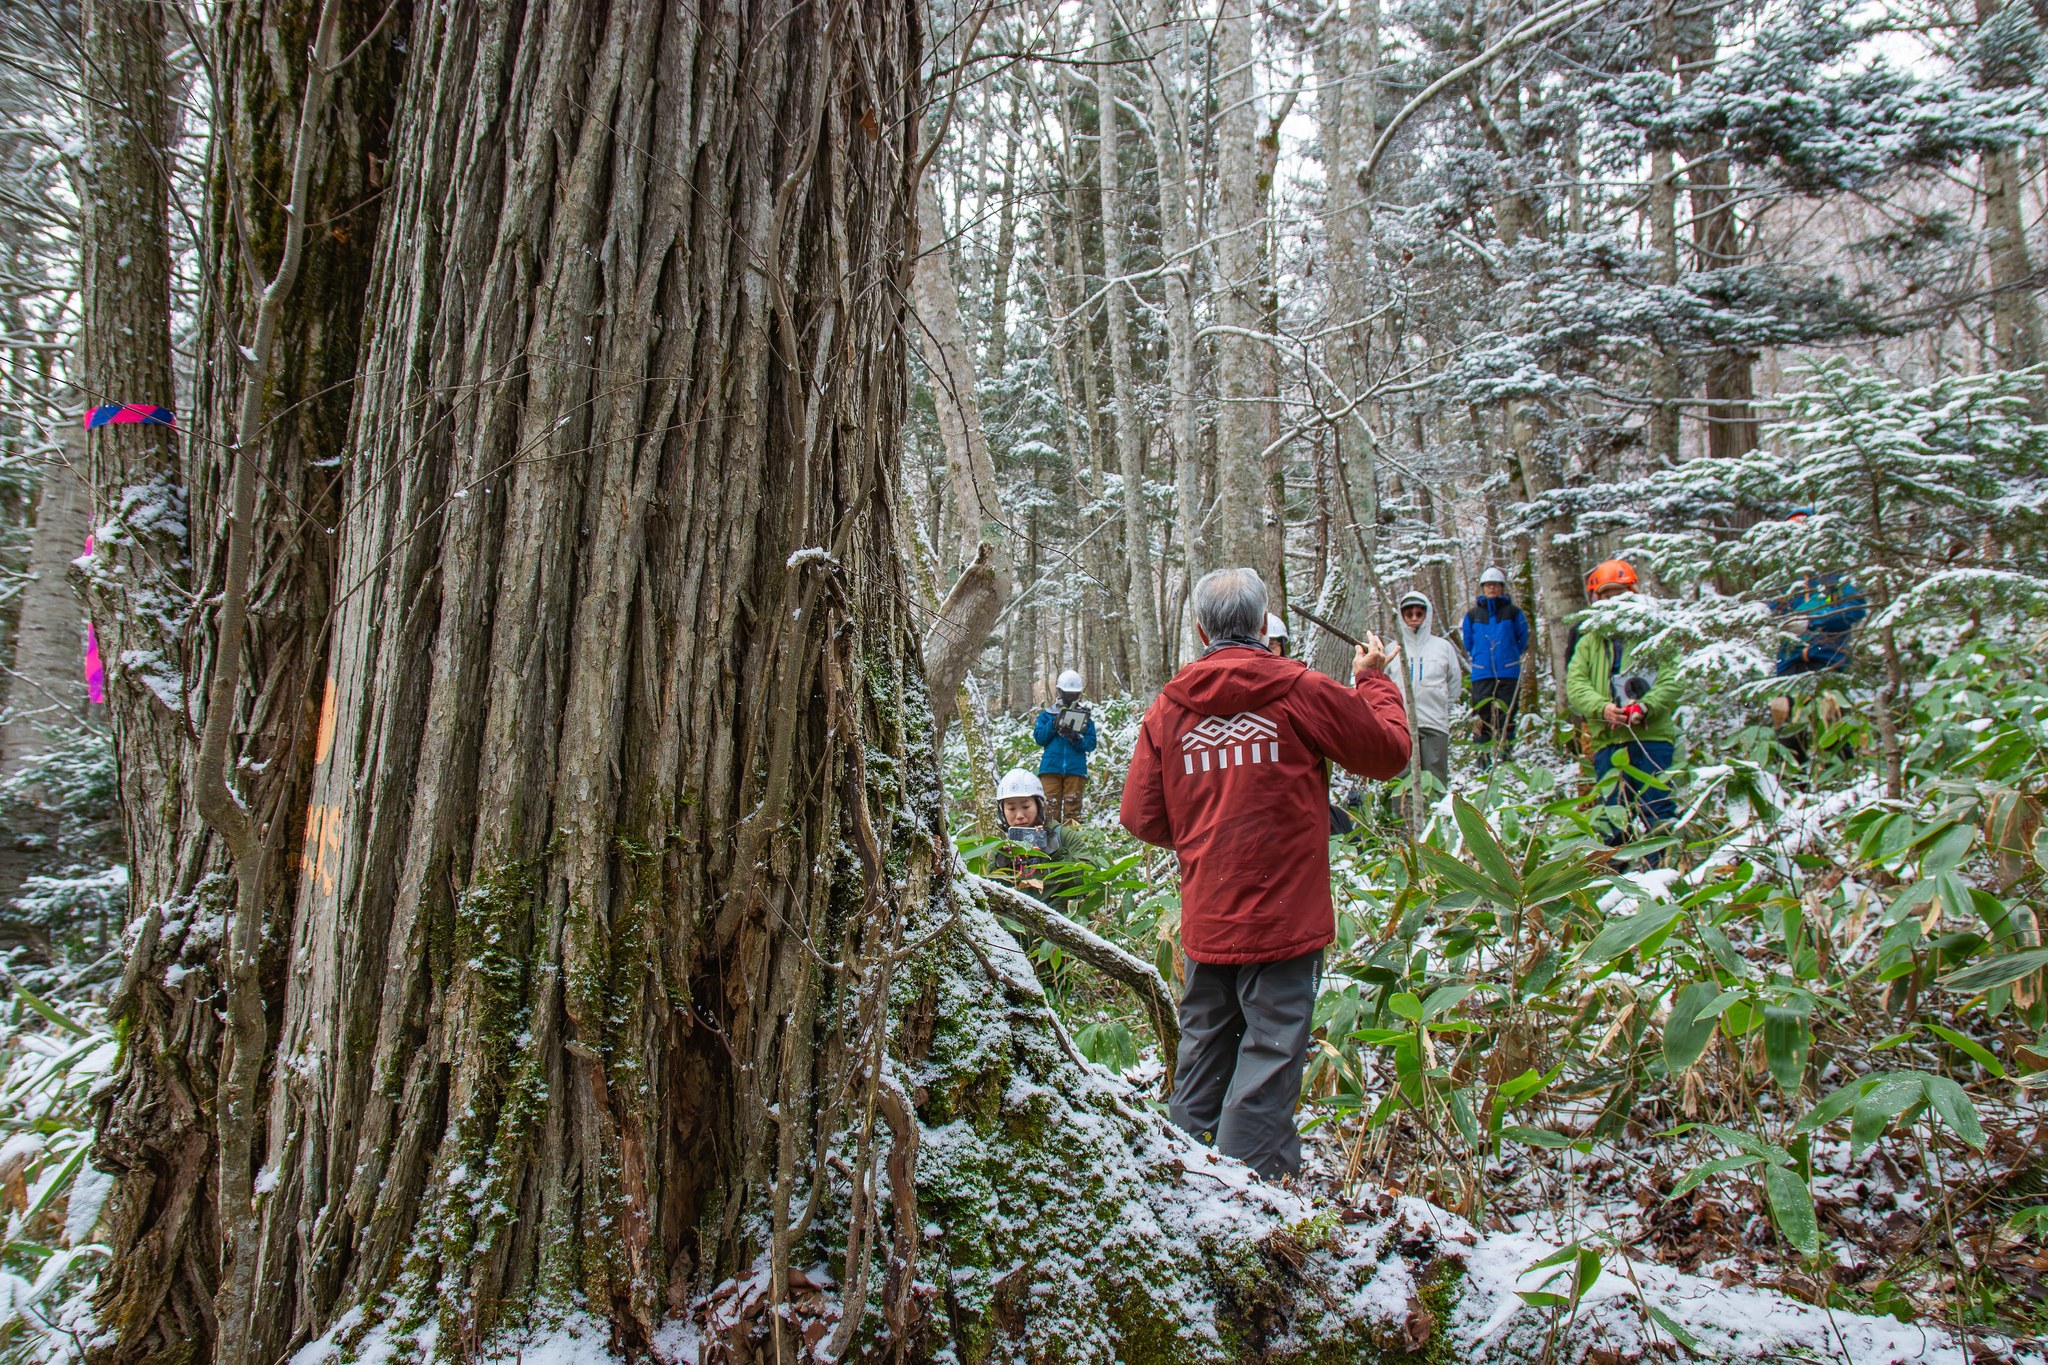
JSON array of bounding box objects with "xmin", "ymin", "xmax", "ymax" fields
[
  {"xmin": 86, "ymin": 1, "xmax": 406, "ymax": 1359},
  {"xmin": 240, "ymin": 0, "xmax": 941, "ymax": 1352},
  {"xmin": 75, "ymin": 0, "xmax": 186, "ymax": 932}
]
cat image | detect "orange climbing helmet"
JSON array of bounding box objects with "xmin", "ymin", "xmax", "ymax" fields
[{"xmin": 1584, "ymin": 559, "xmax": 1639, "ymax": 596}]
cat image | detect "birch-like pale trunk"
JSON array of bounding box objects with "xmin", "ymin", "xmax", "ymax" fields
[{"xmin": 913, "ymin": 181, "xmax": 1010, "ymax": 728}]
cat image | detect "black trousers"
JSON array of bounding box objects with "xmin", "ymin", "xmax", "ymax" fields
[
  {"xmin": 1471, "ymin": 675, "xmax": 1521, "ymax": 748},
  {"xmin": 1168, "ymin": 950, "xmax": 1321, "ymax": 1179}
]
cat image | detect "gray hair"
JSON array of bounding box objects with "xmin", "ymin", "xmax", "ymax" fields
[{"xmin": 1193, "ymin": 567, "xmax": 1269, "ymax": 641}]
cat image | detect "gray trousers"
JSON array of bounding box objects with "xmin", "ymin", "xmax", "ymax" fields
[
  {"xmin": 1168, "ymin": 950, "xmax": 1321, "ymax": 1179},
  {"xmin": 1417, "ymin": 728, "xmax": 1450, "ymax": 790}
]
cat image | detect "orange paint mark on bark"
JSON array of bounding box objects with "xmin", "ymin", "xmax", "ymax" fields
[{"xmin": 316, "ymin": 675, "xmax": 337, "ymax": 765}]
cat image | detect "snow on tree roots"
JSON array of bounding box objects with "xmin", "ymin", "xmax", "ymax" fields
[{"xmin": 285, "ymin": 881, "xmax": 2005, "ymax": 1365}]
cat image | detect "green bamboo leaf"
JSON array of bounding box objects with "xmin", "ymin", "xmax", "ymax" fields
[
  {"xmin": 1792, "ymin": 1080, "xmax": 1866, "ymax": 1136},
  {"xmin": 1919, "ymin": 822, "xmax": 1975, "ymax": 875},
  {"xmin": 1418, "ymin": 845, "xmax": 1499, "ymax": 900},
  {"xmin": 1449, "ymin": 1088, "xmax": 1481, "ymax": 1148},
  {"xmin": 1850, "ymin": 1073, "xmax": 1925, "ymax": 1156},
  {"xmin": 1924, "ymin": 1022, "xmax": 2005, "ymax": 1077},
  {"xmin": 1763, "ymin": 1006, "xmax": 1811, "ymax": 1092},
  {"xmin": 1763, "ymin": 1163, "xmax": 1820, "ymax": 1257},
  {"xmin": 1453, "ymin": 797, "xmax": 1522, "ymax": 901},
  {"xmin": 1582, "ymin": 901, "xmax": 1685, "ymax": 966},
  {"xmin": 1645, "ymin": 1302, "xmax": 1705, "ymax": 1355},
  {"xmin": 1938, "ymin": 947, "xmax": 2048, "ymax": 993},
  {"xmin": 8, "ymin": 982, "xmax": 89, "ymax": 1038},
  {"xmin": 1668, "ymin": 1154, "xmax": 1761, "ymax": 1198},
  {"xmin": 1422, "ymin": 983, "xmax": 1477, "ymax": 1020},
  {"xmin": 1921, "ymin": 1075, "xmax": 1986, "ymax": 1150},
  {"xmin": 1663, "ymin": 982, "xmax": 1721, "ymax": 1073},
  {"xmin": 1501, "ymin": 1125, "xmax": 1578, "ymax": 1149}
]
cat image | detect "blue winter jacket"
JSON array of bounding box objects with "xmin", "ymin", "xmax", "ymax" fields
[
  {"xmin": 1461, "ymin": 596, "xmax": 1530, "ymax": 681},
  {"xmin": 1034, "ymin": 705, "xmax": 1098, "ymax": 777},
  {"xmin": 1774, "ymin": 573, "xmax": 1866, "ymax": 674}
]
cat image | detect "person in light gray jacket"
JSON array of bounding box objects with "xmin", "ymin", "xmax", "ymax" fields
[{"xmin": 1389, "ymin": 591, "xmax": 1462, "ymax": 793}]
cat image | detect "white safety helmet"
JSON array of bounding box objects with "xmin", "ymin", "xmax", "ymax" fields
[
  {"xmin": 1264, "ymin": 612, "xmax": 1288, "ymax": 641},
  {"xmin": 997, "ymin": 768, "xmax": 1045, "ymax": 802},
  {"xmin": 1480, "ymin": 566, "xmax": 1508, "ymax": 587},
  {"xmin": 1056, "ymin": 668, "xmax": 1084, "ymax": 695}
]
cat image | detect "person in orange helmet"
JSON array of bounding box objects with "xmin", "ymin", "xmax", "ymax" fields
[{"xmin": 1566, "ymin": 560, "xmax": 1684, "ymax": 859}]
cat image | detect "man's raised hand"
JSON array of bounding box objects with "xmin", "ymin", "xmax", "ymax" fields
[{"xmin": 1353, "ymin": 633, "xmax": 1390, "ymax": 678}]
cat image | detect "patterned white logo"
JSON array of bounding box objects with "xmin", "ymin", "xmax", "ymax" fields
[{"xmin": 1179, "ymin": 712, "xmax": 1281, "ymax": 774}]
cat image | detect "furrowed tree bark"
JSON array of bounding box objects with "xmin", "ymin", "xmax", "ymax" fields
[
  {"xmin": 87, "ymin": 1, "xmax": 407, "ymax": 1359},
  {"xmin": 245, "ymin": 0, "xmax": 933, "ymax": 1352},
  {"xmin": 76, "ymin": 0, "xmax": 184, "ymax": 941},
  {"xmin": 1096, "ymin": 1, "xmax": 1164, "ymax": 691},
  {"xmin": 198, "ymin": 8, "xmax": 347, "ymax": 1361}
]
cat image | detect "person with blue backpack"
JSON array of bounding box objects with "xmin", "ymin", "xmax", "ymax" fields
[{"xmin": 1461, "ymin": 567, "xmax": 1529, "ymax": 763}]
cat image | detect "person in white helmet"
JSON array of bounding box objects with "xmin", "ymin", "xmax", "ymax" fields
[
  {"xmin": 1033, "ymin": 667, "xmax": 1097, "ymax": 825},
  {"xmin": 1460, "ymin": 566, "xmax": 1529, "ymax": 764},
  {"xmin": 1263, "ymin": 613, "xmax": 1290, "ymax": 657},
  {"xmin": 1390, "ymin": 591, "xmax": 1462, "ymax": 794},
  {"xmin": 995, "ymin": 767, "xmax": 1067, "ymax": 890}
]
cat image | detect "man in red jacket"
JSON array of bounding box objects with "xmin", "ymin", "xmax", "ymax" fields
[{"xmin": 1122, "ymin": 567, "xmax": 1410, "ymax": 1178}]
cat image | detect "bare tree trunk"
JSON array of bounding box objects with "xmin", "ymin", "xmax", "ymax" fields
[
  {"xmin": 0, "ymin": 427, "xmax": 94, "ymax": 917},
  {"xmin": 1143, "ymin": 0, "xmax": 1203, "ymax": 660},
  {"xmin": 1680, "ymin": 26, "xmax": 1759, "ymax": 462},
  {"xmin": 87, "ymin": 2, "xmax": 406, "ymax": 1359},
  {"xmin": 231, "ymin": 0, "xmax": 939, "ymax": 1351},
  {"xmin": 1507, "ymin": 403, "xmax": 1580, "ymax": 712},
  {"xmin": 986, "ymin": 127, "xmax": 1019, "ymax": 382},
  {"xmin": 1097, "ymin": 0, "xmax": 1164, "ymax": 690},
  {"xmin": 913, "ymin": 181, "xmax": 1010, "ymax": 729},
  {"xmin": 1981, "ymin": 146, "xmax": 2043, "ymax": 369},
  {"xmin": 1212, "ymin": 0, "xmax": 1273, "ymax": 579},
  {"xmin": 1, "ymin": 432, "xmax": 93, "ymax": 782},
  {"xmin": 75, "ymin": 0, "xmax": 185, "ymax": 930},
  {"xmin": 1645, "ymin": 0, "xmax": 1682, "ymax": 467}
]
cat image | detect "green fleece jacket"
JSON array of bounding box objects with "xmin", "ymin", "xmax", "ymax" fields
[{"xmin": 1565, "ymin": 628, "xmax": 1684, "ymax": 748}]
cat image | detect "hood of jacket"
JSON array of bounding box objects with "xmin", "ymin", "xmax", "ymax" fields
[
  {"xmin": 1397, "ymin": 595, "xmax": 1436, "ymax": 650},
  {"xmin": 1162, "ymin": 645, "xmax": 1308, "ymax": 718}
]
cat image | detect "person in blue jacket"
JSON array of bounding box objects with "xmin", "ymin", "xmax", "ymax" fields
[
  {"xmin": 1772, "ymin": 572, "xmax": 1866, "ymax": 676},
  {"xmin": 1034, "ymin": 668, "xmax": 1098, "ymax": 824},
  {"xmin": 1461, "ymin": 567, "xmax": 1529, "ymax": 763}
]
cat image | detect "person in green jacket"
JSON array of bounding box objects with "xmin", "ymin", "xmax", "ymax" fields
[{"xmin": 1567, "ymin": 560, "xmax": 1683, "ymax": 855}]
